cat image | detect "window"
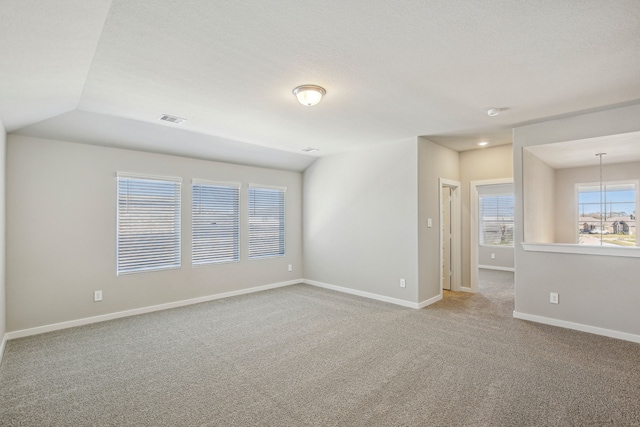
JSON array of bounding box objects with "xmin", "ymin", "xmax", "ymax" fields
[
  {"xmin": 248, "ymin": 185, "xmax": 285, "ymax": 259},
  {"xmin": 117, "ymin": 174, "xmax": 182, "ymax": 275},
  {"xmin": 479, "ymin": 195, "xmax": 514, "ymax": 246},
  {"xmin": 192, "ymin": 181, "xmax": 240, "ymax": 265},
  {"xmin": 578, "ymin": 182, "xmax": 637, "ymax": 246}
]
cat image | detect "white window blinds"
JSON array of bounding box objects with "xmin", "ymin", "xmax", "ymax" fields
[
  {"xmin": 479, "ymin": 195, "xmax": 514, "ymax": 246},
  {"xmin": 117, "ymin": 174, "xmax": 182, "ymax": 275},
  {"xmin": 248, "ymin": 185, "xmax": 285, "ymax": 259},
  {"xmin": 192, "ymin": 181, "xmax": 240, "ymax": 265}
]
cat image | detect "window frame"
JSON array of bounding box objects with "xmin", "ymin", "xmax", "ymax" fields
[
  {"xmin": 191, "ymin": 179, "xmax": 241, "ymax": 266},
  {"xmin": 116, "ymin": 172, "xmax": 182, "ymax": 275},
  {"xmin": 575, "ymin": 179, "xmax": 638, "ymax": 247},
  {"xmin": 478, "ymin": 193, "xmax": 515, "ymax": 248},
  {"xmin": 247, "ymin": 184, "xmax": 286, "ymax": 260}
]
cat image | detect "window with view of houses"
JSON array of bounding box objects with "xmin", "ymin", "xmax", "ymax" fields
[{"xmin": 578, "ymin": 182, "xmax": 637, "ymax": 246}]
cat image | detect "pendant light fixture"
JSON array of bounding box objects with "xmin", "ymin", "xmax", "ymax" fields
[{"xmin": 293, "ymin": 85, "xmax": 326, "ymax": 106}]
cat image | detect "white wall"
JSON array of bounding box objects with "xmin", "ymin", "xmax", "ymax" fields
[
  {"xmin": 417, "ymin": 138, "xmax": 459, "ymax": 301},
  {"xmin": 0, "ymin": 119, "xmax": 6, "ymax": 349},
  {"xmin": 6, "ymin": 135, "xmax": 303, "ymax": 332},
  {"xmin": 303, "ymin": 138, "xmax": 420, "ymax": 304},
  {"xmin": 459, "ymin": 145, "xmax": 513, "ymax": 285},
  {"xmin": 514, "ymin": 103, "xmax": 640, "ymax": 338}
]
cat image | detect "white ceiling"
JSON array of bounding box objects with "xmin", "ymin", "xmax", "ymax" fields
[
  {"xmin": 525, "ymin": 131, "xmax": 640, "ymax": 169},
  {"xmin": 2, "ymin": 0, "xmax": 640, "ymax": 171}
]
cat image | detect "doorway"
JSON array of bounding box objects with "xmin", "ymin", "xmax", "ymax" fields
[
  {"xmin": 470, "ymin": 178, "xmax": 514, "ymax": 292},
  {"xmin": 439, "ymin": 178, "xmax": 461, "ymax": 295},
  {"xmin": 442, "ymin": 186, "xmax": 452, "ymax": 290}
]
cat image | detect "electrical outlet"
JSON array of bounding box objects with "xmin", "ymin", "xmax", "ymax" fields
[
  {"xmin": 287, "ymin": 264, "xmax": 293, "ymax": 272},
  {"xmin": 491, "ymin": 253, "xmax": 496, "ymax": 259},
  {"xmin": 427, "ymin": 218, "xmax": 433, "ymax": 228},
  {"xmin": 400, "ymin": 278, "xmax": 406, "ymax": 288},
  {"xmin": 550, "ymin": 292, "xmax": 559, "ymax": 304},
  {"xmin": 94, "ymin": 290, "xmax": 103, "ymax": 302}
]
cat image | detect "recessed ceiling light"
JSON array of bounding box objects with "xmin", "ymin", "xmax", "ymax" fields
[
  {"xmin": 293, "ymin": 85, "xmax": 326, "ymax": 106},
  {"xmin": 159, "ymin": 114, "xmax": 186, "ymax": 124},
  {"xmin": 301, "ymin": 147, "xmax": 319, "ymax": 153},
  {"xmin": 486, "ymin": 108, "xmax": 501, "ymax": 117},
  {"xmin": 478, "ymin": 141, "xmax": 489, "ymax": 146}
]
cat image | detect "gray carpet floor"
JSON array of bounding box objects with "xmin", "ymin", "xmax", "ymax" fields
[{"xmin": 1, "ymin": 270, "xmax": 639, "ymax": 426}]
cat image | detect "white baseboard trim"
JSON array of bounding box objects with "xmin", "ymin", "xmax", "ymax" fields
[
  {"xmin": 0, "ymin": 333, "xmax": 7, "ymax": 366},
  {"xmin": 303, "ymin": 279, "xmax": 425, "ymax": 309},
  {"xmin": 479, "ymin": 265, "xmax": 515, "ymax": 272},
  {"xmin": 6, "ymin": 280, "xmax": 300, "ymax": 340},
  {"xmin": 417, "ymin": 294, "xmax": 442, "ymax": 309},
  {"xmin": 513, "ymin": 311, "xmax": 640, "ymax": 344}
]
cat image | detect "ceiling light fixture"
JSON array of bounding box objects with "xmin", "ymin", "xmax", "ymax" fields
[
  {"xmin": 486, "ymin": 108, "xmax": 501, "ymax": 117},
  {"xmin": 478, "ymin": 141, "xmax": 489, "ymax": 146},
  {"xmin": 301, "ymin": 147, "xmax": 319, "ymax": 153},
  {"xmin": 293, "ymin": 85, "xmax": 326, "ymax": 106}
]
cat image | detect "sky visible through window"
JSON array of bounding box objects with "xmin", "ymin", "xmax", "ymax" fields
[
  {"xmin": 578, "ymin": 183, "xmax": 636, "ymax": 246},
  {"xmin": 578, "ymin": 185, "xmax": 636, "ymax": 218}
]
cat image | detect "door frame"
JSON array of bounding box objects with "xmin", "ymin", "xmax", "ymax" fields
[
  {"xmin": 439, "ymin": 178, "xmax": 461, "ymax": 294},
  {"xmin": 469, "ymin": 178, "xmax": 514, "ymax": 292}
]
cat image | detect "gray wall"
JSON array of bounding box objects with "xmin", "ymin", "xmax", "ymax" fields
[
  {"xmin": 303, "ymin": 138, "xmax": 420, "ymax": 303},
  {"xmin": 6, "ymin": 135, "xmax": 303, "ymax": 332},
  {"xmin": 0, "ymin": 120, "xmax": 5, "ymax": 343},
  {"xmin": 478, "ymin": 246, "xmax": 514, "ymax": 270},
  {"xmin": 522, "ymin": 149, "xmax": 556, "ymax": 243},
  {"xmin": 303, "ymin": 137, "xmax": 462, "ymax": 305},
  {"xmin": 459, "ymin": 145, "xmax": 513, "ymax": 284},
  {"xmin": 417, "ymin": 137, "xmax": 459, "ymax": 301},
  {"xmin": 514, "ymin": 103, "xmax": 640, "ymax": 336}
]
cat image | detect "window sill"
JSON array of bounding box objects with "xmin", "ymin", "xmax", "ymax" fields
[{"xmin": 521, "ymin": 242, "xmax": 640, "ymax": 258}]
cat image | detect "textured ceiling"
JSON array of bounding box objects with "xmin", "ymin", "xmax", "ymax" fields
[{"xmin": 2, "ymin": 0, "xmax": 640, "ymax": 171}]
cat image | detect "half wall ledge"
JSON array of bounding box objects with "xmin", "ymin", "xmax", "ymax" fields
[{"xmin": 521, "ymin": 242, "xmax": 640, "ymax": 258}]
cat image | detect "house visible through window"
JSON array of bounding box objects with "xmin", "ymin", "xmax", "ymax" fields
[
  {"xmin": 192, "ymin": 181, "xmax": 240, "ymax": 265},
  {"xmin": 117, "ymin": 174, "xmax": 182, "ymax": 275},
  {"xmin": 479, "ymin": 195, "xmax": 514, "ymax": 246},
  {"xmin": 248, "ymin": 185, "xmax": 285, "ymax": 259},
  {"xmin": 578, "ymin": 182, "xmax": 637, "ymax": 246}
]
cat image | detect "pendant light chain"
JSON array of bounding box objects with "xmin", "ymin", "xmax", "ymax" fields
[{"xmin": 596, "ymin": 153, "xmax": 606, "ymax": 246}]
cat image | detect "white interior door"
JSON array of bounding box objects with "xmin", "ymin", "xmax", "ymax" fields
[{"xmin": 442, "ymin": 186, "xmax": 452, "ymax": 291}]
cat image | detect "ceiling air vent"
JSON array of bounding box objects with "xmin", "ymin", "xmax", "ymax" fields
[{"xmin": 159, "ymin": 114, "xmax": 186, "ymax": 124}]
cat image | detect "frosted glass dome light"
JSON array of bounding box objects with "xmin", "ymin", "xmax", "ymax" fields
[{"xmin": 293, "ymin": 85, "xmax": 326, "ymax": 106}]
